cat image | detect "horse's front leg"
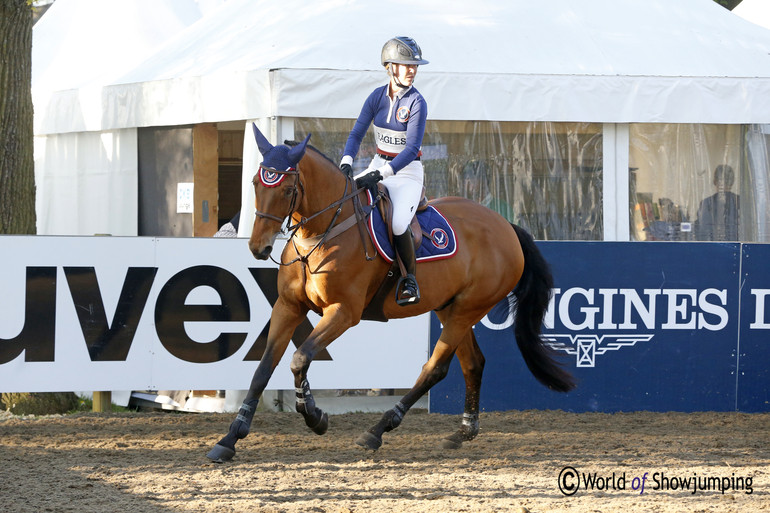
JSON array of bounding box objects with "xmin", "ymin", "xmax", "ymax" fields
[
  {"xmin": 290, "ymin": 303, "xmax": 355, "ymax": 435},
  {"xmin": 206, "ymin": 298, "xmax": 306, "ymax": 463}
]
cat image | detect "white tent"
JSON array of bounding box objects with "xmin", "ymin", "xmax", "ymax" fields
[{"xmin": 32, "ymin": 0, "xmax": 770, "ymax": 236}]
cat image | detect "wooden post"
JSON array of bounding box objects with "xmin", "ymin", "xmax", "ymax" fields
[
  {"xmin": 92, "ymin": 391, "xmax": 112, "ymax": 412},
  {"xmin": 193, "ymin": 123, "xmax": 219, "ymax": 237}
]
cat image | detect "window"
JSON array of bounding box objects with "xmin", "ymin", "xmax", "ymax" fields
[
  {"xmin": 294, "ymin": 119, "xmax": 603, "ymax": 241},
  {"xmin": 629, "ymin": 124, "xmax": 770, "ymax": 242}
]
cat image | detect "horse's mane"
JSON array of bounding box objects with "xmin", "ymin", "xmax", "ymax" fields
[{"xmin": 285, "ymin": 139, "xmax": 341, "ymax": 173}]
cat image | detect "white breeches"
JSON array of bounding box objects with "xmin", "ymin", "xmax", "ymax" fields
[{"xmin": 356, "ymin": 155, "xmax": 424, "ymax": 236}]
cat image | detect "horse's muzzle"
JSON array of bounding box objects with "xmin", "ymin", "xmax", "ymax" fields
[{"xmin": 250, "ymin": 243, "xmax": 272, "ymax": 260}]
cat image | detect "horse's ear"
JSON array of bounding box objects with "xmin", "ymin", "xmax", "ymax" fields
[
  {"xmin": 287, "ymin": 133, "xmax": 311, "ymax": 166},
  {"xmin": 252, "ymin": 122, "xmax": 273, "ymax": 155}
]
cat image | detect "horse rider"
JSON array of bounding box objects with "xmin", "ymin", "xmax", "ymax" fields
[{"xmin": 339, "ymin": 36, "xmax": 429, "ymax": 306}]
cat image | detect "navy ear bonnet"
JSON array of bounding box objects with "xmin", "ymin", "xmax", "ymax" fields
[{"xmin": 252, "ymin": 122, "xmax": 311, "ymax": 171}]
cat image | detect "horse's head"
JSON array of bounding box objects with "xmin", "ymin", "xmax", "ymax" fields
[{"xmin": 249, "ymin": 123, "xmax": 311, "ymax": 260}]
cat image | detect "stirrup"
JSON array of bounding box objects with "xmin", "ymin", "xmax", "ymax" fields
[{"xmin": 396, "ymin": 274, "xmax": 420, "ymax": 306}]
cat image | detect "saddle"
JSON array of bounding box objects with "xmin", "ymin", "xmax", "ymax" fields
[
  {"xmin": 361, "ymin": 184, "xmax": 429, "ymax": 321},
  {"xmin": 373, "ymin": 183, "xmax": 430, "ymax": 248}
]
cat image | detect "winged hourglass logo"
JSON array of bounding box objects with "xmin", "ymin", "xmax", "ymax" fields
[{"xmin": 543, "ymin": 334, "xmax": 655, "ymax": 368}]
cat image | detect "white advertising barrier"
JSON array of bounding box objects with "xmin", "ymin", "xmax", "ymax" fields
[{"xmin": 0, "ymin": 236, "xmax": 429, "ymax": 393}]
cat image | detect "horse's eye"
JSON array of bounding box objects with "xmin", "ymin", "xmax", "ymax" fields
[{"xmin": 284, "ymin": 187, "xmax": 294, "ymax": 198}]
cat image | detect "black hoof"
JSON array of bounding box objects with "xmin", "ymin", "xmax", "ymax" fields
[
  {"xmin": 310, "ymin": 412, "xmax": 329, "ymax": 435},
  {"xmin": 355, "ymin": 431, "xmax": 382, "ymax": 451},
  {"xmin": 441, "ymin": 436, "xmax": 463, "ymax": 450},
  {"xmin": 206, "ymin": 444, "xmax": 235, "ymax": 463}
]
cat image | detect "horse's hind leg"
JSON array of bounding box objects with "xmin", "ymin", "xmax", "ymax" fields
[
  {"xmin": 355, "ymin": 323, "xmax": 466, "ymax": 451},
  {"xmin": 441, "ymin": 329, "xmax": 484, "ymax": 449}
]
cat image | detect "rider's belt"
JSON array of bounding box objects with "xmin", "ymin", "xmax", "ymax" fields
[{"xmin": 377, "ymin": 150, "xmax": 420, "ymax": 161}]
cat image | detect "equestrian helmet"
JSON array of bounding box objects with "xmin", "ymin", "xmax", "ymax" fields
[{"xmin": 381, "ymin": 36, "xmax": 429, "ymax": 67}]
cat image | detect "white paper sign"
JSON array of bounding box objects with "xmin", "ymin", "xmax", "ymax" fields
[{"xmin": 177, "ymin": 182, "xmax": 194, "ymax": 213}]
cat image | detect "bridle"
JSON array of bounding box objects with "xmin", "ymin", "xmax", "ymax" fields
[
  {"xmin": 253, "ymin": 165, "xmax": 302, "ymax": 225},
  {"xmin": 253, "ymin": 163, "xmax": 375, "ymax": 266}
]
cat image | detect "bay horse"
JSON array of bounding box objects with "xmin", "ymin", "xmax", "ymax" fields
[{"xmin": 206, "ymin": 124, "xmax": 575, "ymax": 462}]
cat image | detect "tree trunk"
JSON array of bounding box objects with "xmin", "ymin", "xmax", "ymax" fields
[{"xmin": 0, "ymin": 0, "xmax": 36, "ymax": 234}]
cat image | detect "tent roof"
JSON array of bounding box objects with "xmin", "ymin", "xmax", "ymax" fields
[
  {"xmin": 32, "ymin": 0, "xmax": 219, "ymax": 92},
  {"xmin": 33, "ymin": 0, "xmax": 770, "ymax": 134}
]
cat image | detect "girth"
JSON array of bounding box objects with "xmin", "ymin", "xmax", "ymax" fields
[{"xmin": 290, "ymin": 181, "xmax": 430, "ymax": 321}]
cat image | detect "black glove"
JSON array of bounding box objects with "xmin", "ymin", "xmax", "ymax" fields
[
  {"xmin": 355, "ymin": 170, "xmax": 383, "ymax": 191},
  {"xmin": 340, "ymin": 163, "xmax": 353, "ymax": 177}
]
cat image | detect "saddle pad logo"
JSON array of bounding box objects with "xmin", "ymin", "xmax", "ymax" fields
[
  {"xmin": 366, "ymin": 191, "xmax": 458, "ymax": 263},
  {"xmin": 396, "ymin": 107, "xmax": 410, "ymax": 123},
  {"xmin": 259, "ymin": 167, "xmax": 286, "ymax": 188},
  {"xmin": 430, "ymin": 228, "xmax": 449, "ymax": 249}
]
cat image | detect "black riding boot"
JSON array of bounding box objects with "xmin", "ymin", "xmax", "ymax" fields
[{"xmin": 393, "ymin": 229, "xmax": 420, "ymax": 306}]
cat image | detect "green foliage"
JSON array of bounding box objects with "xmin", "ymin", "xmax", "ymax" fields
[
  {"xmin": 1, "ymin": 392, "xmax": 80, "ymax": 415},
  {"xmin": 1, "ymin": 393, "xmax": 137, "ymax": 415},
  {"xmin": 713, "ymin": 0, "xmax": 743, "ymax": 10}
]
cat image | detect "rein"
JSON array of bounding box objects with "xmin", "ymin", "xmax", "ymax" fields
[{"xmin": 256, "ymin": 164, "xmax": 377, "ymax": 266}]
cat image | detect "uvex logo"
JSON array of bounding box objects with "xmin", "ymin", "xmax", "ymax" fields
[{"xmin": 0, "ymin": 266, "xmax": 328, "ymax": 365}]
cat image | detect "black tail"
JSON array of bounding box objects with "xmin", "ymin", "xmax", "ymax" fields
[{"xmin": 511, "ymin": 224, "xmax": 576, "ymax": 393}]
